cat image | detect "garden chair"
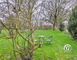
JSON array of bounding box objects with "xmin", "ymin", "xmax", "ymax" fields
[
  {"xmin": 46, "ymin": 36, "xmax": 52, "ymax": 44},
  {"xmin": 35, "ymin": 39, "xmax": 37, "ymax": 45}
]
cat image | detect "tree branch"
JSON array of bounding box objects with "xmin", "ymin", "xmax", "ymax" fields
[{"xmin": 0, "ymin": 20, "xmax": 9, "ymax": 30}]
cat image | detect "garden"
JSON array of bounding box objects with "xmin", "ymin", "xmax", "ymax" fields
[{"xmin": 0, "ymin": 0, "xmax": 77, "ymax": 60}]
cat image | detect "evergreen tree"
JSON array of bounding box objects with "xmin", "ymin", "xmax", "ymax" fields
[
  {"xmin": 68, "ymin": 6, "xmax": 77, "ymax": 40},
  {"xmin": 59, "ymin": 22, "xmax": 65, "ymax": 31}
]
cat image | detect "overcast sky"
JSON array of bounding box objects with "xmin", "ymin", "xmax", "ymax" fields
[{"xmin": 0, "ymin": 0, "xmax": 76, "ymax": 25}]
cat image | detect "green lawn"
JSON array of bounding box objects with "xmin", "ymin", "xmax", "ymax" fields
[{"xmin": 0, "ymin": 30, "xmax": 77, "ymax": 60}]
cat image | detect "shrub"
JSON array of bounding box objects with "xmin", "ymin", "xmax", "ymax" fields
[
  {"xmin": 59, "ymin": 22, "xmax": 65, "ymax": 31},
  {"xmin": 67, "ymin": 6, "xmax": 77, "ymax": 40},
  {"xmin": 36, "ymin": 25, "xmax": 53, "ymax": 30}
]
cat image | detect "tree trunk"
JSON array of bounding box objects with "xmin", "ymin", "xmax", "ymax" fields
[
  {"xmin": 0, "ymin": 26, "xmax": 2, "ymax": 34},
  {"xmin": 53, "ymin": 23, "xmax": 55, "ymax": 30},
  {"xmin": 53, "ymin": 12, "xmax": 58, "ymax": 30},
  {"xmin": 0, "ymin": 30, "xmax": 1, "ymax": 34},
  {"xmin": 20, "ymin": 53, "xmax": 33, "ymax": 60},
  {"xmin": 53, "ymin": 20, "xmax": 56, "ymax": 30},
  {"xmin": 55, "ymin": 20, "xmax": 58, "ymax": 30},
  {"xmin": 53, "ymin": 21, "xmax": 58, "ymax": 30}
]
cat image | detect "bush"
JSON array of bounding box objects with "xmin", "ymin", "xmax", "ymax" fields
[
  {"xmin": 59, "ymin": 22, "xmax": 65, "ymax": 31},
  {"xmin": 36, "ymin": 25, "xmax": 53, "ymax": 30},
  {"xmin": 42, "ymin": 25, "xmax": 53, "ymax": 30},
  {"xmin": 67, "ymin": 6, "xmax": 77, "ymax": 40}
]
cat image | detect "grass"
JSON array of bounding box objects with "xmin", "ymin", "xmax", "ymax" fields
[{"xmin": 0, "ymin": 30, "xmax": 77, "ymax": 60}]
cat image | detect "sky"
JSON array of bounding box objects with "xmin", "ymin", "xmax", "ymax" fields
[{"xmin": 0, "ymin": 0, "xmax": 76, "ymax": 25}]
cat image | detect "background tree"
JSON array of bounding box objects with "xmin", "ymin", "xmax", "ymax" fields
[
  {"xmin": 68, "ymin": 5, "xmax": 77, "ymax": 40},
  {"xmin": 45, "ymin": 0, "xmax": 75, "ymax": 30},
  {"xmin": 33, "ymin": 0, "xmax": 76, "ymax": 30}
]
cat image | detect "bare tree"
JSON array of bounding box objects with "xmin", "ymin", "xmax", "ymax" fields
[
  {"xmin": 0, "ymin": 0, "xmax": 43, "ymax": 60},
  {"xmin": 45, "ymin": 0, "xmax": 76, "ymax": 30},
  {"xmin": 34, "ymin": 0, "xmax": 76, "ymax": 30}
]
